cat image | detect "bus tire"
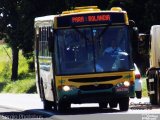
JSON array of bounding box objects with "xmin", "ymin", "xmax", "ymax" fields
[
  {"xmin": 109, "ymin": 101, "xmax": 118, "ymax": 108},
  {"xmin": 149, "ymin": 71, "xmax": 160, "ymax": 105},
  {"xmin": 57, "ymin": 102, "xmax": 64, "ymax": 112},
  {"xmin": 56, "ymin": 101, "xmax": 70, "ymax": 112},
  {"xmin": 150, "ymin": 95, "xmax": 157, "ymax": 105},
  {"xmin": 43, "ymin": 100, "xmax": 53, "ymax": 110},
  {"xmin": 119, "ymin": 97, "xmax": 129, "ymax": 111},
  {"xmin": 135, "ymin": 91, "xmax": 142, "ymax": 99},
  {"xmin": 99, "ymin": 102, "xmax": 108, "ymax": 109},
  {"xmin": 147, "ymin": 70, "xmax": 156, "ymax": 105}
]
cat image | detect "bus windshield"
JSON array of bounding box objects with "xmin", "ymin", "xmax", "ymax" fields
[{"xmin": 55, "ymin": 26, "xmax": 133, "ymax": 75}]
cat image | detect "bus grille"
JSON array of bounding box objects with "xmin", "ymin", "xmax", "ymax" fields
[
  {"xmin": 79, "ymin": 84, "xmax": 113, "ymax": 91},
  {"xmin": 68, "ymin": 76, "xmax": 122, "ymax": 83}
]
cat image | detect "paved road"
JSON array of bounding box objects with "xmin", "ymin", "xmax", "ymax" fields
[
  {"xmin": 0, "ymin": 94, "xmax": 159, "ymax": 120},
  {"xmin": 0, "ymin": 94, "xmax": 49, "ymax": 119},
  {"xmin": 0, "ymin": 106, "xmax": 45, "ymax": 120}
]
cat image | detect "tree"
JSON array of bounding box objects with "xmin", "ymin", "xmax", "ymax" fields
[
  {"xmin": 0, "ymin": 0, "xmax": 66, "ymax": 80},
  {"xmin": 143, "ymin": 0, "xmax": 160, "ymax": 33},
  {"xmin": 0, "ymin": 0, "xmax": 24, "ymax": 80}
]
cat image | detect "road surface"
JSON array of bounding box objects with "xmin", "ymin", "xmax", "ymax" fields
[{"xmin": 0, "ymin": 94, "xmax": 159, "ymax": 120}]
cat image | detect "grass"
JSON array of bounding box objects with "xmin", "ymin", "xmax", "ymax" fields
[
  {"xmin": 0, "ymin": 44, "xmax": 36, "ymax": 93},
  {"xmin": 0, "ymin": 44, "xmax": 11, "ymax": 82},
  {"xmin": 2, "ymin": 73, "xmax": 36, "ymax": 93}
]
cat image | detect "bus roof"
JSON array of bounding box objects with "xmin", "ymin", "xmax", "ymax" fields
[
  {"xmin": 34, "ymin": 15, "xmax": 57, "ymax": 28},
  {"xmin": 61, "ymin": 6, "xmax": 125, "ymax": 15}
]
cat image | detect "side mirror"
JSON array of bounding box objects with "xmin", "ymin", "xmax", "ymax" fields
[
  {"xmin": 129, "ymin": 20, "xmax": 139, "ymax": 59},
  {"xmin": 129, "ymin": 20, "xmax": 139, "ymax": 43},
  {"xmin": 129, "ymin": 20, "xmax": 136, "ymax": 28},
  {"xmin": 129, "ymin": 20, "xmax": 139, "ymax": 34},
  {"xmin": 48, "ymin": 28, "xmax": 55, "ymax": 52}
]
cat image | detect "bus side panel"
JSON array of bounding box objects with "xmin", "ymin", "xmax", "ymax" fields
[{"xmin": 36, "ymin": 27, "xmax": 54, "ymax": 102}]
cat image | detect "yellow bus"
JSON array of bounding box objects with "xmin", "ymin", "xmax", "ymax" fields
[{"xmin": 34, "ymin": 6, "xmax": 136, "ymax": 112}]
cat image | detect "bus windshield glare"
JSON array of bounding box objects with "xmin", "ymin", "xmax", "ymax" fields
[{"xmin": 55, "ymin": 25, "xmax": 133, "ymax": 75}]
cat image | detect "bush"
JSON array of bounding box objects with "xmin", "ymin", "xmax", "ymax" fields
[
  {"xmin": 0, "ymin": 61, "xmax": 11, "ymax": 79},
  {"xmin": 2, "ymin": 77, "xmax": 36, "ymax": 93}
]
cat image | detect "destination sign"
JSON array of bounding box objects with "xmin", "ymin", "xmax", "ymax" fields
[
  {"xmin": 56, "ymin": 12, "xmax": 125, "ymax": 28},
  {"xmin": 72, "ymin": 14, "xmax": 111, "ymax": 23}
]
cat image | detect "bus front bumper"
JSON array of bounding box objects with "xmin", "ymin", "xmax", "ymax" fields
[{"xmin": 57, "ymin": 85, "xmax": 135, "ymax": 103}]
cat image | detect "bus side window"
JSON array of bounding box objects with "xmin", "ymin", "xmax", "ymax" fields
[
  {"xmin": 39, "ymin": 27, "xmax": 51, "ymax": 57},
  {"xmin": 48, "ymin": 27, "xmax": 54, "ymax": 53}
]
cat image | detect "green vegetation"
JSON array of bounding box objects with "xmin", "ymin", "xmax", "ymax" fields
[
  {"xmin": 142, "ymin": 77, "xmax": 148, "ymax": 97},
  {"xmin": 0, "ymin": 44, "xmax": 36, "ymax": 93}
]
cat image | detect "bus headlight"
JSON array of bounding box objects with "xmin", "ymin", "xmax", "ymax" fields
[
  {"xmin": 62, "ymin": 86, "xmax": 71, "ymax": 91},
  {"xmin": 124, "ymin": 81, "xmax": 130, "ymax": 87}
]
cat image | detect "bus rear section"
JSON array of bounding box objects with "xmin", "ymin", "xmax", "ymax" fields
[{"xmin": 34, "ymin": 6, "xmax": 136, "ymax": 112}]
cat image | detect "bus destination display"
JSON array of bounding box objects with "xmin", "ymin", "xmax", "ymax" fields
[
  {"xmin": 72, "ymin": 14, "xmax": 111, "ymax": 23},
  {"xmin": 56, "ymin": 12, "xmax": 125, "ymax": 28}
]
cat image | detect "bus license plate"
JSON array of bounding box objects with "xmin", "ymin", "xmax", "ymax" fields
[{"xmin": 116, "ymin": 87, "xmax": 129, "ymax": 92}]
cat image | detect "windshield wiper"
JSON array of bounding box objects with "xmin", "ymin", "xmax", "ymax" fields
[
  {"xmin": 72, "ymin": 26, "xmax": 90, "ymax": 41},
  {"xmin": 96, "ymin": 24, "xmax": 110, "ymax": 40}
]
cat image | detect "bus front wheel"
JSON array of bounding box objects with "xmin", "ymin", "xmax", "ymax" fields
[
  {"xmin": 119, "ymin": 97, "xmax": 129, "ymax": 111},
  {"xmin": 109, "ymin": 101, "xmax": 118, "ymax": 108},
  {"xmin": 55, "ymin": 101, "xmax": 70, "ymax": 112},
  {"xmin": 99, "ymin": 102, "xmax": 108, "ymax": 109},
  {"xmin": 43, "ymin": 100, "xmax": 53, "ymax": 110}
]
